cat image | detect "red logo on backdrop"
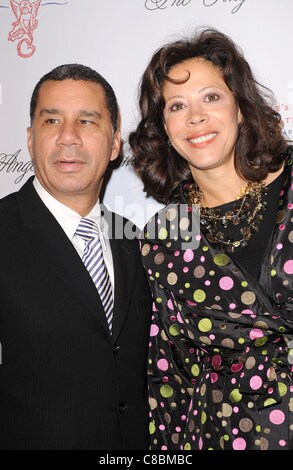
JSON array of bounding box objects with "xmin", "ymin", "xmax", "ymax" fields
[{"xmin": 8, "ymin": 0, "xmax": 41, "ymax": 58}]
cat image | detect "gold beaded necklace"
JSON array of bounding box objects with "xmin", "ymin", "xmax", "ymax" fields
[{"xmin": 185, "ymin": 181, "xmax": 267, "ymax": 253}]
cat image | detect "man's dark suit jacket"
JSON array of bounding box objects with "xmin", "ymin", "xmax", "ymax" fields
[{"xmin": 0, "ymin": 177, "xmax": 152, "ymax": 450}]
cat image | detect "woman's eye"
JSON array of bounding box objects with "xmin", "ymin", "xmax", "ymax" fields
[
  {"xmin": 205, "ymin": 93, "xmax": 219, "ymax": 102},
  {"xmin": 170, "ymin": 102, "xmax": 185, "ymax": 112}
]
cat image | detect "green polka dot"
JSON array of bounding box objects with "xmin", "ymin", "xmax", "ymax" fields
[
  {"xmin": 158, "ymin": 227, "xmax": 168, "ymax": 240},
  {"xmin": 149, "ymin": 421, "xmax": 156, "ymax": 435},
  {"xmin": 191, "ymin": 364, "xmax": 200, "ymax": 377},
  {"xmin": 223, "ymin": 434, "xmax": 230, "ymax": 441},
  {"xmin": 241, "ymin": 281, "xmax": 248, "ymax": 287},
  {"xmin": 184, "ymin": 443, "xmax": 192, "ymax": 450},
  {"xmin": 198, "ymin": 318, "xmax": 212, "ymax": 332},
  {"xmin": 254, "ymin": 336, "xmax": 268, "ymax": 347},
  {"xmin": 214, "ymin": 253, "xmax": 229, "ymax": 266},
  {"xmin": 255, "ymin": 425, "xmax": 261, "ymax": 432},
  {"xmin": 185, "ymin": 283, "xmax": 191, "ymax": 288},
  {"xmin": 263, "ymin": 398, "xmax": 277, "ymax": 407},
  {"xmin": 193, "ymin": 289, "xmax": 206, "ymax": 303},
  {"xmin": 229, "ymin": 389, "xmax": 242, "ymax": 403},
  {"xmin": 185, "ymin": 358, "xmax": 190, "ymax": 363},
  {"xmin": 202, "ymin": 246, "xmax": 209, "ymax": 252},
  {"xmin": 160, "ymin": 385, "xmax": 174, "ymax": 398},
  {"xmin": 271, "ymin": 269, "xmax": 277, "ymax": 277},
  {"xmin": 278, "ymin": 382, "xmax": 287, "ymax": 397},
  {"xmin": 156, "ymin": 297, "xmax": 162, "ymax": 304},
  {"xmin": 279, "ymin": 326, "xmax": 286, "ymax": 333},
  {"xmin": 261, "ymin": 349, "xmax": 268, "ymax": 355},
  {"xmin": 169, "ymin": 324, "xmax": 180, "ymax": 336},
  {"xmin": 155, "ymin": 272, "xmax": 160, "ymax": 278},
  {"xmin": 238, "ymin": 338, "xmax": 245, "ymax": 344},
  {"xmin": 201, "ymin": 411, "xmax": 207, "ymax": 424}
]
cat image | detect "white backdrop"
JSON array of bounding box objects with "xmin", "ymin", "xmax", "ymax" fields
[{"xmin": 0, "ymin": 0, "xmax": 292, "ymax": 228}]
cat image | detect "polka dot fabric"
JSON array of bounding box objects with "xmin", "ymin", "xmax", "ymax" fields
[{"xmin": 142, "ymin": 151, "xmax": 293, "ymax": 450}]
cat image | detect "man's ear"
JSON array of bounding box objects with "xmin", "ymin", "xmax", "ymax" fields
[
  {"xmin": 110, "ymin": 129, "xmax": 121, "ymax": 162},
  {"xmin": 27, "ymin": 126, "xmax": 34, "ymax": 159}
]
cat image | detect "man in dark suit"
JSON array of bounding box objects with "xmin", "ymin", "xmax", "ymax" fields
[{"xmin": 0, "ymin": 64, "xmax": 152, "ymax": 450}]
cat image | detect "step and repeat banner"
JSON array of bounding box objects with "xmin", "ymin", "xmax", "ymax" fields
[{"xmin": 0, "ymin": 0, "xmax": 292, "ymax": 227}]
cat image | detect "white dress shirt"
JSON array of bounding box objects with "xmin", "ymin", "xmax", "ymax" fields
[{"xmin": 33, "ymin": 177, "xmax": 115, "ymax": 291}]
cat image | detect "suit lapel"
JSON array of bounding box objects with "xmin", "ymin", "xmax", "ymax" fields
[
  {"xmin": 102, "ymin": 206, "xmax": 135, "ymax": 341},
  {"xmin": 17, "ymin": 178, "xmax": 111, "ymax": 338}
]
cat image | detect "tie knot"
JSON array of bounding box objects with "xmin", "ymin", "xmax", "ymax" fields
[{"xmin": 75, "ymin": 217, "xmax": 100, "ymax": 242}]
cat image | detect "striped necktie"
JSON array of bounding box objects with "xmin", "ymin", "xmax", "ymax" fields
[{"xmin": 75, "ymin": 217, "xmax": 113, "ymax": 332}]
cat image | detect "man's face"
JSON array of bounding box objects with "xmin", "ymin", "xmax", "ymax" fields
[{"xmin": 27, "ymin": 79, "xmax": 120, "ymax": 209}]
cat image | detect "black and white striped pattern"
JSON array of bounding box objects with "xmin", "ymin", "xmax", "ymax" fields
[{"xmin": 76, "ymin": 217, "xmax": 113, "ymax": 332}]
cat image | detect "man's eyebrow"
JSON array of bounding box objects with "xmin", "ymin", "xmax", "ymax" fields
[
  {"xmin": 78, "ymin": 110, "xmax": 102, "ymax": 119},
  {"xmin": 38, "ymin": 109, "xmax": 102, "ymax": 119},
  {"xmin": 39, "ymin": 108, "xmax": 60, "ymax": 116}
]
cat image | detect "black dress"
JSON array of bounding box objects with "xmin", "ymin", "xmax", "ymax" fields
[{"xmin": 141, "ymin": 152, "xmax": 293, "ymax": 450}]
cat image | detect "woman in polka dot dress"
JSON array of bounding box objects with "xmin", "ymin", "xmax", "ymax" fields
[{"xmin": 129, "ymin": 28, "xmax": 293, "ymax": 450}]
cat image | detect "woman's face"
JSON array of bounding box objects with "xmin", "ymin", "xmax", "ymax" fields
[{"xmin": 163, "ymin": 58, "xmax": 242, "ymax": 179}]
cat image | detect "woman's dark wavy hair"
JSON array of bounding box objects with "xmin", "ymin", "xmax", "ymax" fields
[{"xmin": 128, "ymin": 28, "xmax": 288, "ymax": 204}]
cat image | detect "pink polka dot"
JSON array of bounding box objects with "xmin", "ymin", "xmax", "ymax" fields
[
  {"xmin": 167, "ymin": 299, "xmax": 174, "ymax": 310},
  {"xmin": 288, "ymin": 203, "xmax": 293, "ymax": 210},
  {"xmin": 157, "ymin": 359, "xmax": 168, "ymax": 371},
  {"xmin": 219, "ymin": 276, "xmax": 234, "ymax": 290},
  {"xmin": 183, "ymin": 249, "xmax": 194, "ymax": 262},
  {"xmin": 177, "ymin": 312, "xmax": 184, "ymax": 324},
  {"xmin": 258, "ymin": 364, "xmax": 264, "ymax": 371},
  {"xmin": 231, "ymin": 363, "xmax": 243, "ymax": 373},
  {"xmin": 279, "ymin": 440, "xmax": 286, "ymax": 447},
  {"xmin": 229, "ymin": 303, "xmax": 236, "ymax": 310},
  {"xmin": 249, "ymin": 375, "xmax": 263, "ymax": 390},
  {"xmin": 233, "ymin": 407, "xmax": 239, "ymax": 413},
  {"xmin": 269, "ymin": 410, "xmax": 285, "ymax": 425},
  {"xmin": 249, "ymin": 328, "xmax": 264, "ymax": 340},
  {"xmin": 200, "ymin": 256, "xmax": 205, "ymax": 262},
  {"xmin": 170, "ymin": 316, "xmax": 176, "ymax": 321},
  {"xmin": 183, "ymin": 267, "xmax": 189, "ymax": 273},
  {"xmin": 232, "ymin": 428, "xmax": 238, "ymax": 435},
  {"xmin": 159, "ymin": 424, "xmax": 165, "ymax": 431},
  {"xmin": 175, "ymin": 426, "xmax": 181, "ymax": 432},
  {"xmin": 161, "ymin": 445, "xmax": 167, "ymax": 450},
  {"xmin": 279, "ymin": 224, "xmax": 285, "ymax": 231},
  {"xmin": 150, "ymin": 325, "xmax": 159, "ymax": 337},
  {"xmin": 174, "ymin": 250, "xmax": 180, "ymax": 257},
  {"xmin": 284, "ymin": 260, "xmax": 293, "ymax": 274},
  {"xmin": 241, "ymin": 309, "xmax": 253, "ymax": 315},
  {"xmin": 196, "ymin": 235, "xmax": 201, "ymax": 241},
  {"xmin": 209, "ymin": 334, "xmax": 215, "ymax": 340},
  {"xmin": 211, "ymin": 372, "xmax": 218, "ymax": 383},
  {"xmin": 233, "ymin": 437, "xmax": 246, "ymax": 450},
  {"xmin": 181, "ymin": 415, "xmax": 187, "ymax": 421},
  {"xmin": 276, "ymin": 243, "xmax": 283, "ymax": 250},
  {"xmin": 199, "ymin": 437, "xmax": 203, "ymax": 450},
  {"xmin": 205, "ymin": 280, "xmax": 211, "ymax": 286},
  {"xmin": 153, "ymin": 244, "xmax": 159, "ymax": 250},
  {"xmin": 168, "ymin": 262, "xmax": 173, "ymax": 269}
]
